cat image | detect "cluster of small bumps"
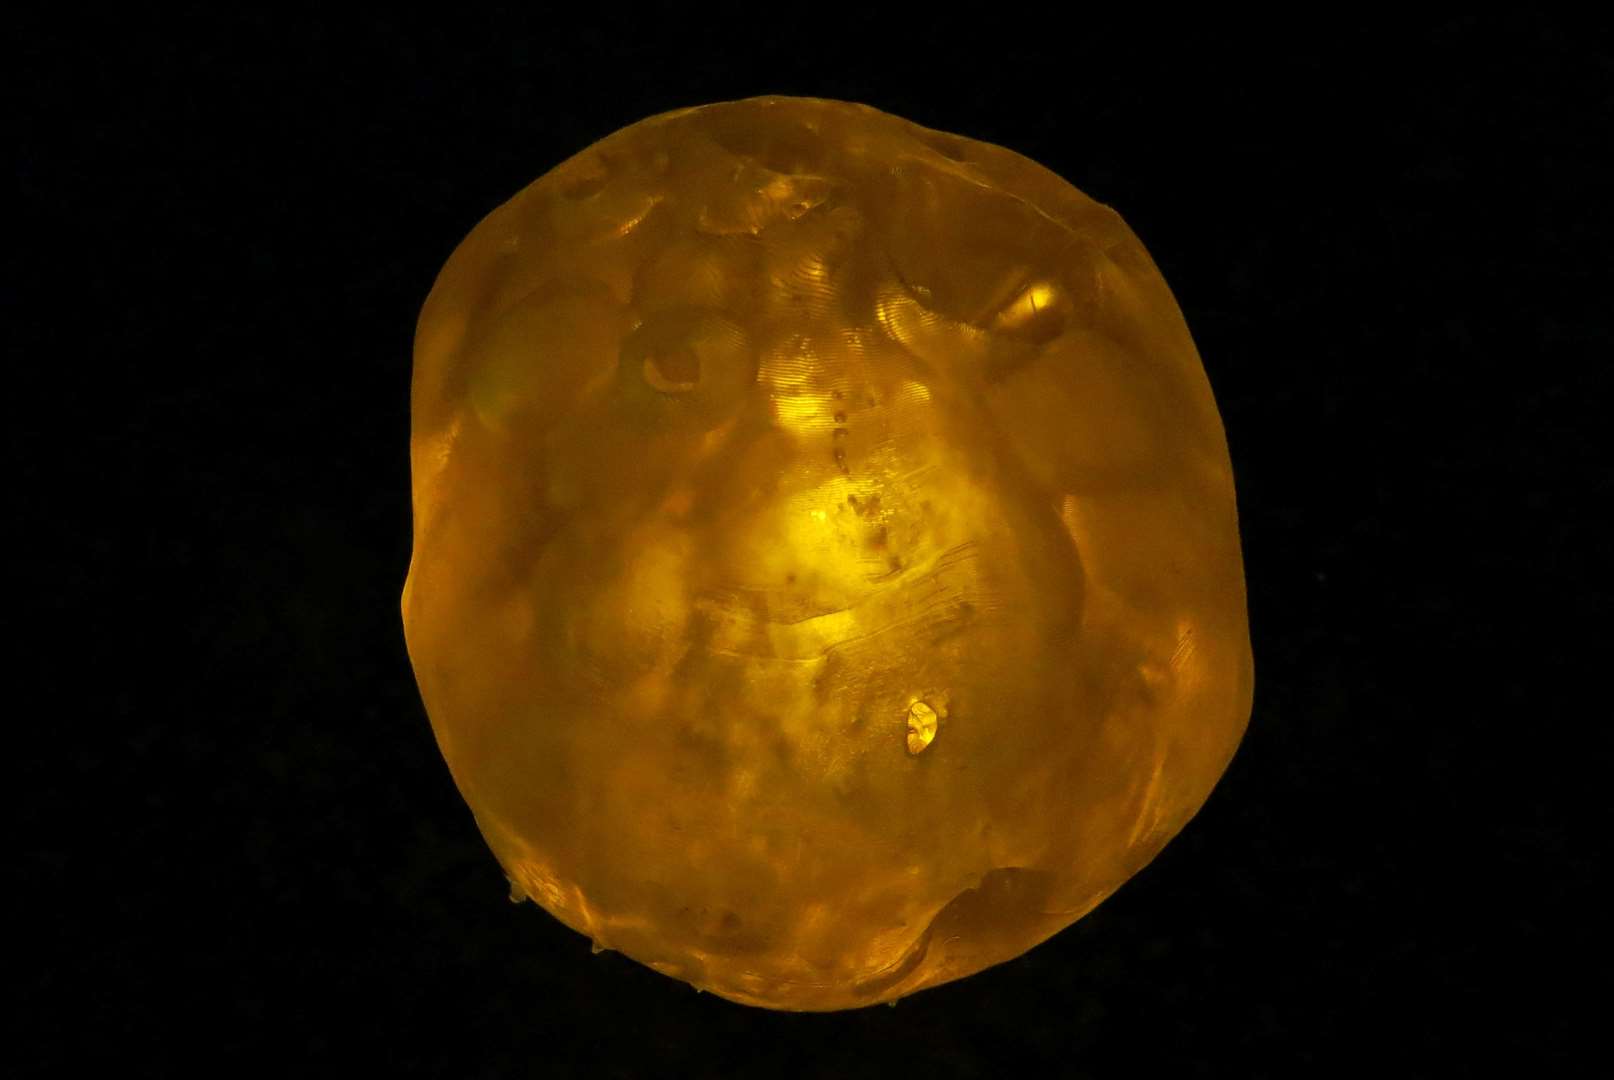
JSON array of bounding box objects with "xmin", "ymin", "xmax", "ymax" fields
[{"xmin": 403, "ymin": 96, "xmax": 1253, "ymax": 1010}]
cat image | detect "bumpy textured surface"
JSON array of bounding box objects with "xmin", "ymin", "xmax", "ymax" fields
[{"xmin": 403, "ymin": 96, "xmax": 1253, "ymax": 1010}]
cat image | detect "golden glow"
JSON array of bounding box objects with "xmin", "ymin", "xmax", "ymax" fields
[
  {"xmin": 905, "ymin": 701, "xmax": 939, "ymax": 755},
  {"xmin": 403, "ymin": 96, "xmax": 1252, "ymax": 1011}
]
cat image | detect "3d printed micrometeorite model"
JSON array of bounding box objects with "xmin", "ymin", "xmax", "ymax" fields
[{"xmin": 402, "ymin": 95, "xmax": 1253, "ymax": 1011}]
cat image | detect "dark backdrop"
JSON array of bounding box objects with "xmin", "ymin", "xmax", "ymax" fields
[{"xmin": 16, "ymin": 11, "xmax": 1607, "ymax": 1076}]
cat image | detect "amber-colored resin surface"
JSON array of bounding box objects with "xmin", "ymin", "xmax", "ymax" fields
[{"xmin": 403, "ymin": 96, "xmax": 1252, "ymax": 1010}]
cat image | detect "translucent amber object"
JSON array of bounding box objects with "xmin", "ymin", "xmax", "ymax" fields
[{"xmin": 403, "ymin": 96, "xmax": 1253, "ymax": 1011}]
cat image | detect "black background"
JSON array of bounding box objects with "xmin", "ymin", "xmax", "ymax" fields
[{"xmin": 16, "ymin": 11, "xmax": 1608, "ymax": 1076}]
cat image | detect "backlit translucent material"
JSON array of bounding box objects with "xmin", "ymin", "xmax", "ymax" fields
[{"xmin": 403, "ymin": 96, "xmax": 1253, "ymax": 1011}]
